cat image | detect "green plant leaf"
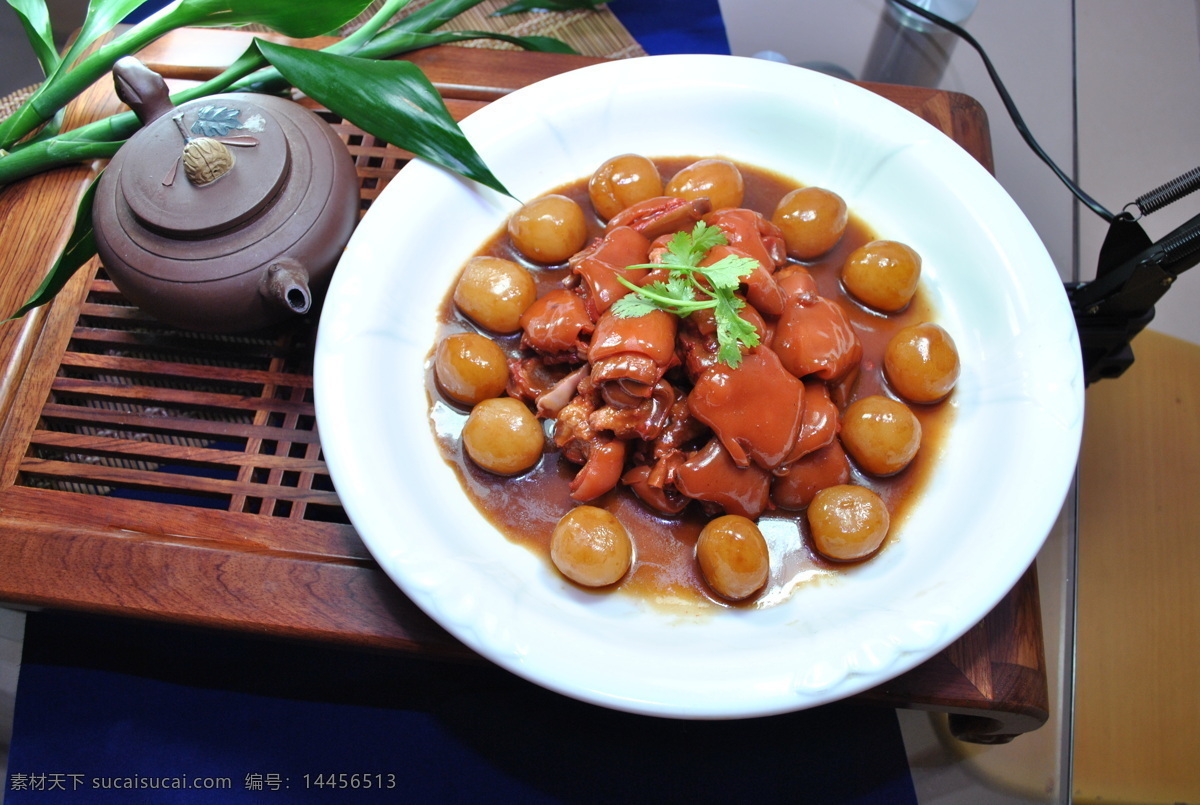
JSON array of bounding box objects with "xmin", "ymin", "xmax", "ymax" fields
[
  {"xmin": 0, "ymin": 0, "xmax": 372, "ymax": 150},
  {"xmin": 176, "ymin": 0, "xmax": 374, "ymax": 38},
  {"xmin": 493, "ymin": 0, "xmax": 607, "ymax": 15},
  {"xmin": 6, "ymin": 0, "xmax": 59, "ymax": 76},
  {"xmin": 256, "ymin": 40, "xmax": 510, "ymax": 197},
  {"xmin": 352, "ymin": 28, "xmax": 577, "ymax": 55},
  {"xmin": 57, "ymin": 0, "xmax": 152, "ymax": 72},
  {"xmin": 5, "ymin": 175, "xmax": 100, "ymax": 322},
  {"xmin": 496, "ymin": 34, "xmax": 577, "ymax": 54}
]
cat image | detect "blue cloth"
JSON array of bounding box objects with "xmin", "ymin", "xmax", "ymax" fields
[
  {"xmin": 120, "ymin": 0, "xmax": 733, "ymax": 53},
  {"xmin": 7, "ymin": 613, "xmax": 917, "ymax": 804},
  {"xmin": 121, "ymin": 2, "xmax": 167, "ymax": 24},
  {"xmin": 611, "ymin": 0, "xmax": 732, "ymax": 55}
]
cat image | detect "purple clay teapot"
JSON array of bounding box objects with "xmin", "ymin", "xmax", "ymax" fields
[{"xmin": 92, "ymin": 57, "xmax": 359, "ymax": 332}]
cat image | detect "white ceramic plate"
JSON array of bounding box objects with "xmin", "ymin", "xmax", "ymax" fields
[{"xmin": 314, "ymin": 54, "xmax": 1084, "ymax": 719}]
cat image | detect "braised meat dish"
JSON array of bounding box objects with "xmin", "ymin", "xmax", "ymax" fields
[{"xmin": 428, "ymin": 155, "xmax": 960, "ymax": 607}]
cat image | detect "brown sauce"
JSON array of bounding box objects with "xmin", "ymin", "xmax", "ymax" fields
[{"xmin": 427, "ymin": 157, "xmax": 955, "ymax": 612}]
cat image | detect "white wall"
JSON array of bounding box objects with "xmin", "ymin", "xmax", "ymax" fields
[
  {"xmin": 1075, "ymin": 0, "xmax": 1200, "ymax": 346},
  {"xmin": 718, "ymin": 0, "xmax": 1200, "ymax": 345}
]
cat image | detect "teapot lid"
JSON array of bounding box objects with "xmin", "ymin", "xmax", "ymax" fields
[{"xmin": 118, "ymin": 98, "xmax": 291, "ymax": 238}]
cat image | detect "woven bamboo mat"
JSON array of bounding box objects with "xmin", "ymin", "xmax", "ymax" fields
[
  {"xmin": 0, "ymin": 88, "xmax": 32, "ymax": 122},
  {"xmin": 0, "ymin": 2, "xmax": 643, "ymax": 121},
  {"xmin": 345, "ymin": 0, "xmax": 646, "ymax": 58}
]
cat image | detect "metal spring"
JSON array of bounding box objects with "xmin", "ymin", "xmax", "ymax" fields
[
  {"xmin": 1159, "ymin": 220, "xmax": 1200, "ymax": 269},
  {"xmin": 1135, "ymin": 165, "xmax": 1200, "ymax": 216}
]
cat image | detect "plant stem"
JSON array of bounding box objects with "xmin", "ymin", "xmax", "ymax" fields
[
  {"xmin": 337, "ymin": 0, "xmax": 414, "ymax": 54},
  {"xmin": 614, "ymin": 275, "xmax": 713, "ymax": 314},
  {"xmin": 0, "ymin": 138, "xmax": 121, "ymax": 179},
  {"xmin": 385, "ymin": 0, "xmax": 489, "ymax": 36}
]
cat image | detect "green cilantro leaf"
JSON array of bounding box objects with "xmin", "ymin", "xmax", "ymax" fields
[
  {"xmin": 690, "ymin": 221, "xmax": 727, "ymax": 254},
  {"xmin": 665, "ymin": 220, "xmax": 725, "ymax": 266},
  {"xmin": 610, "ymin": 292, "xmax": 664, "ymax": 318},
  {"xmin": 663, "ymin": 274, "xmax": 696, "ymax": 302},
  {"xmin": 714, "ymin": 293, "xmax": 761, "ymax": 368},
  {"xmin": 704, "ymin": 254, "xmax": 760, "ymax": 291},
  {"xmin": 609, "ymin": 222, "xmax": 764, "ymax": 367},
  {"xmin": 663, "ymin": 231, "xmax": 699, "ymax": 267}
]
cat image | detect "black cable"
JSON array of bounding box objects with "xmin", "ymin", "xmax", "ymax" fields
[{"xmin": 887, "ymin": 0, "xmax": 1116, "ymax": 223}]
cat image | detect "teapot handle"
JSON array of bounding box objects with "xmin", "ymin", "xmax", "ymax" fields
[{"xmin": 113, "ymin": 57, "xmax": 175, "ymax": 125}]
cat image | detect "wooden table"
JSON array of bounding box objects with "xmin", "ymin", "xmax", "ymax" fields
[{"xmin": 0, "ymin": 28, "xmax": 1048, "ymax": 743}]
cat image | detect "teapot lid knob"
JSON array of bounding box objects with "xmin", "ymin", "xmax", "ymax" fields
[{"xmin": 182, "ymin": 137, "xmax": 236, "ymax": 186}]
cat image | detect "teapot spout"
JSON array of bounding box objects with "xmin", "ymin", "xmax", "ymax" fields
[{"xmin": 261, "ymin": 259, "xmax": 312, "ymax": 315}]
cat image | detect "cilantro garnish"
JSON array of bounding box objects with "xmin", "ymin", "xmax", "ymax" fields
[{"xmin": 610, "ymin": 222, "xmax": 761, "ymax": 367}]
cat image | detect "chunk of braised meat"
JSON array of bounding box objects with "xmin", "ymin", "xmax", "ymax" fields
[
  {"xmin": 507, "ymin": 357, "xmax": 572, "ymax": 405},
  {"xmin": 622, "ymin": 462, "xmax": 689, "ymax": 515},
  {"xmin": 553, "ymin": 387, "xmax": 627, "ymax": 502},
  {"xmin": 771, "ymin": 293, "xmax": 862, "ymax": 383},
  {"xmin": 703, "ymin": 208, "xmax": 787, "ymax": 273},
  {"xmin": 646, "ymin": 232, "xmax": 674, "ymax": 265},
  {"xmin": 588, "ymin": 308, "xmax": 679, "ymax": 407},
  {"xmin": 589, "ymin": 355, "xmax": 663, "ymax": 408},
  {"xmin": 605, "ymin": 196, "xmax": 712, "ymax": 240},
  {"xmin": 828, "ymin": 361, "xmax": 860, "ymax": 410},
  {"xmin": 518, "ymin": 288, "xmax": 594, "ymax": 362},
  {"xmin": 532, "ymin": 365, "xmax": 589, "ymax": 418},
  {"xmin": 701, "ymin": 243, "xmax": 785, "ymax": 317},
  {"xmin": 629, "ymin": 233, "xmax": 678, "ymax": 289},
  {"xmin": 677, "ymin": 303, "xmax": 771, "ymax": 383},
  {"xmin": 775, "ymin": 265, "xmax": 818, "ymax": 298},
  {"xmin": 569, "ymin": 437, "xmax": 627, "ymax": 502},
  {"xmin": 743, "ymin": 267, "xmax": 786, "ymax": 318},
  {"xmin": 779, "ymin": 379, "xmax": 840, "ymax": 468},
  {"xmin": 650, "ymin": 389, "xmax": 707, "ymax": 458},
  {"xmin": 553, "ymin": 388, "xmax": 600, "ymax": 465},
  {"xmin": 645, "ymin": 447, "xmax": 687, "ymax": 488},
  {"xmin": 770, "ymin": 439, "xmax": 851, "ymax": 510},
  {"xmin": 677, "ymin": 325, "xmax": 718, "ymax": 382},
  {"xmin": 569, "ymin": 226, "xmax": 651, "ymax": 319},
  {"xmin": 688, "ymin": 345, "xmax": 806, "ymax": 471},
  {"xmin": 589, "ymin": 380, "xmax": 676, "ymax": 442},
  {"xmin": 673, "ymin": 437, "xmax": 772, "ymax": 519}
]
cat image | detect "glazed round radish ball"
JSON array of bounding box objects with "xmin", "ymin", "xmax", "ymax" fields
[
  {"xmin": 807, "ymin": 485, "xmax": 890, "ymax": 562},
  {"xmin": 695, "ymin": 514, "xmax": 770, "ymax": 601},
  {"xmin": 508, "ymin": 194, "xmax": 588, "ymax": 264},
  {"xmin": 550, "ymin": 506, "xmax": 633, "ymax": 587},
  {"xmin": 434, "ymin": 332, "xmax": 509, "ymax": 406},
  {"xmin": 461, "ymin": 397, "xmax": 544, "ymax": 475}
]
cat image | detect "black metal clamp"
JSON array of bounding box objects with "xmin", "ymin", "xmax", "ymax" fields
[{"xmin": 1068, "ymin": 167, "xmax": 1200, "ymax": 385}]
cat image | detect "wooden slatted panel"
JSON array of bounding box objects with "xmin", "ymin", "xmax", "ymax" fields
[{"xmin": 13, "ymin": 109, "xmax": 416, "ymax": 529}]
